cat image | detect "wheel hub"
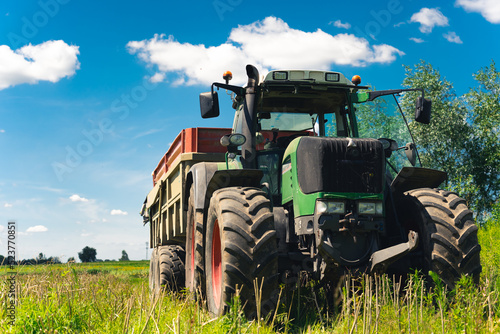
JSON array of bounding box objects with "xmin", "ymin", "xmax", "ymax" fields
[{"xmin": 211, "ymin": 219, "xmax": 222, "ymax": 307}]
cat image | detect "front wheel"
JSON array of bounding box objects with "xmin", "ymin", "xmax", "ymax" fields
[
  {"xmin": 205, "ymin": 187, "xmax": 279, "ymax": 318},
  {"xmin": 398, "ymin": 188, "xmax": 481, "ymax": 288}
]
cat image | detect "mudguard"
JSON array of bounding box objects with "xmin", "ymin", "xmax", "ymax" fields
[
  {"xmin": 204, "ymin": 169, "xmax": 263, "ymax": 210},
  {"xmin": 186, "ymin": 163, "xmax": 263, "ymax": 212},
  {"xmin": 391, "ymin": 167, "xmax": 447, "ymax": 194},
  {"xmin": 185, "ymin": 162, "xmax": 220, "ymax": 211}
]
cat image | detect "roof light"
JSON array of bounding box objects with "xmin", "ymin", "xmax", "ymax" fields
[
  {"xmin": 273, "ymin": 71, "xmax": 288, "ymax": 80},
  {"xmin": 352, "ymin": 75, "xmax": 361, "ymax": 86},
  {"xmin": 223, "ymin": 71, "xmax": 233, "ymax": 84},
  {"xmin": 325, "ymin": 73, "xmax": 340, "ymax": 82}
]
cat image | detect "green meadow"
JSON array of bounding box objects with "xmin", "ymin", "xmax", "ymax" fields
[{"xmin": 1, "ymin": 222, "xmax": 500, "ymax": 333}]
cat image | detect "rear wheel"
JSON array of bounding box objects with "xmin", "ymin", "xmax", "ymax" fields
[
  {"xmin": 205, "ymin": 187, "xmax": 279, "ymax": 318},
  {"xmin": 399, "ymin": 188, "xmax": 481, "ymax": 287},
  {"xmin": 158, "ymin": 245, "xmax": 186, "ymax": 292}
]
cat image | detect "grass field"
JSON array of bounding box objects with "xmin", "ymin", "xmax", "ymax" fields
[{"xmin": 2, "ymin": 222, "xmax": 500, "ymax": 333}]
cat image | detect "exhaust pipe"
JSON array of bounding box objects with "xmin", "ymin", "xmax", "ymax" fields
[{"xmin": 241, "ymin": 65, "xmax": 259, "ymax": 168}]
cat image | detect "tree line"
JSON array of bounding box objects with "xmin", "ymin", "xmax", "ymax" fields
[
  {"xmin": 0, "ymin": 247, "xmax": 131, "ymax": 264},
  {"xmin": 0, "ymin": 253, "xmax": 62, "ymax": 265}
]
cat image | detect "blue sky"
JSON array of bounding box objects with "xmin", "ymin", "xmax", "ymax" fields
[{"xmin": 0, "ymin": 0, "xmax": 499, "ymax": 261}]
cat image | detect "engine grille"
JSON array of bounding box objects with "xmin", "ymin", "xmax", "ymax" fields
[{"xmin": 296, "ymin": 137, "xmax": 384, "ymax": 194}]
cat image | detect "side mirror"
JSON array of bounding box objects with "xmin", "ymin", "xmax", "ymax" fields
[
  {"xmin": 405, "ymin": 143, "xmax": 417, "ymax": 166},
  {"xmin": 415, "ymin": 97, "xmax": 431, "ymax": 124},
  {"xmin": 200, "ymin": 91, "xmax": 220, "ymax": 118}
]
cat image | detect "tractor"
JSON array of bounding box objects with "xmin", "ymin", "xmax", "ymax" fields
[{"xmin": 142, "ymin": 64, "xmax": 481, "ymax": 318}]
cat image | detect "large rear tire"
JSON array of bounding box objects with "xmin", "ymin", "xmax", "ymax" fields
[
  {"xmin": 185, "ymin": 185, "xmax": 204, "ymax": 296},
  {"xmin": 205, "ymin": 187, "xmax": 279, "ymax": 318},
  {"xmin": 399, "ymin": 188, "xmax": 481, "ymax": 288},
  {"xmin": 158, "ymin": 245, "xmax": 186, "ymax": 292}
]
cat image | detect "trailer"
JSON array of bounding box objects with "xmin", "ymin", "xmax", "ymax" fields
[{"xmin": 142, "ymin": 127, "xmax": 229, "ymax": 246}]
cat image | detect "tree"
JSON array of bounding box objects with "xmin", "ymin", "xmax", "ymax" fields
[
  {"xmin": 48, "ymin": 256, "xmax": 61, "ymax": 264},
  {"xmin": 401, "ymin": 60, "xmax": 500, "ymax": 218},
  {"xmin": 401, "ymin": 60, "xmax": 471, "ymax": 174},
  {"xmin": 119, "ymin": 250, "xmax": 130, "ymax": 261},
  {"xmin": 462, "ymin": 61, "xmax": 500, "ymax": 216},
  {"xmin": 78, "ymin": 246, "xmax": 97, "ymax": 263},
  {"xmin": 67, "ymin": 257, "xmax": 75, "ymax": 263}
]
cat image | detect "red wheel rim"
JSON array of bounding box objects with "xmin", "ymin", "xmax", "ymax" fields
[
  {"xmin": 190, "ymin": 217, "xmax": 195, "ymax": 285},
  {"xmin": 211, "ymin": 219, "xmax": 222, "ymax": 307}
]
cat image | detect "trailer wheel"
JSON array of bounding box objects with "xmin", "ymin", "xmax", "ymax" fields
[
  {"xmin": 185, "ymin": 185, "xmax": 204, "ymax": 296},
  {"xmin": 158, "ymin": 245, "xmax": 186, "ymax": 292},
  {"xmin": 399, "ymin": 188, "xmax": 481, "ymax": 288},
  {"xmin": 149, "ymin": 247, "xmax": 160, "ymax": 294},
  {"xmin": 205, "ymin": 187, "xmax": 279, "ymax": 318}
]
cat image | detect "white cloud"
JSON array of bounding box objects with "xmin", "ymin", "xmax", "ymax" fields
[
  {"xmin": 410, "ymin": 37, "xmax": 425, "ymax": 43},
  {"xmin": 127, "ymin": 17, "xmax": 404, "ymax": 86},
  {"xmin": 68, "ymin": 197, "xmax": 103, "ymax": 224},
  {"xmin": 111, "ymin": 209, "xmax": 128, "ymax": 216},
  {"xmin": 456, "ymin": 0, "xmax": 500, "ymax": 23},
  {"xmin": 443, "ymin": 31, "xmax": 463, "ymax": 44},
  {"xmin": 69, "ymin": 194, "xmax": 89, "ymax": 202},
  {"xmin": 26, "ymin": 225, "xmax": 48, "ymax": 233},
  {"xmin": 4, "ymin": 203, "xmax": 12, "ymax": 208},
  {"xmin": 331, "ymin": 20, "xmax": 351, "ymax": 29},
  {"xmin": 0, "ymin": 129, "xmax": 5, "ymax": 133},
  {"xmin": 149, "ymin": 72, "xmax": 165, "ymax": 83},
  {"xmin": 32, "ymin": 186, "xmax": 64, "ymax": 193},
  {"xmin": 0, "ymin": 40, "xmax": 80, "ymax": 90},
  {"xmin": 132, "ymin": 128, "xmax": 163, "ymax": 140},
  {"xmin": 411, "ymin": 8, "xmax": 449, "ymax": 33}
]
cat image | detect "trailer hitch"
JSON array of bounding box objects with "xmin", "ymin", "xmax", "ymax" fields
[{"xmin": 369, "ymin": 230, "xmax": 419, "ymax": 274}]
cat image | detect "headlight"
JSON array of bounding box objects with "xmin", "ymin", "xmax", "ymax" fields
[
  {"xmin": 220, "ymin": 133, "xmax": 246, "ymax": 147},
  {"xmin": 316, "ymin": 200, "xmax": 345, "ymax": 215},
  {"xmin": 316, "ymin": 201, "xmax": 328, "ymax": 214},
  {"xmin": 358, "ymin": 201, "xmax": 383, "ymax": 215}
]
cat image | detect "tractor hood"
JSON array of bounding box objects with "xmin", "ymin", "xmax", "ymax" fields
[{"xmin": 281, "ymin": 136, "xmax": 385, "ymax": 217}]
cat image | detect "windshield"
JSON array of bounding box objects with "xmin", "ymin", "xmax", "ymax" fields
[
  {"xmin": 354, "ymin": 94, "xmax": 418, "ymax": 175},
  {"xmin": 254, "ymin": 86, "xmax": 347, "ymax": 135},
  {"xmin": 258, "ymin": 111, "xmax": 348, "ymax": 138},
  {"xmin": 259, "ymin": 112, "xmax": 317, "ymax": 132}
]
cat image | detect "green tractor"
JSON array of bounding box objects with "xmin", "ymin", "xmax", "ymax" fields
[{"xmin": 143, "ymin": 64, "xmax": 481, "ymax": 319}]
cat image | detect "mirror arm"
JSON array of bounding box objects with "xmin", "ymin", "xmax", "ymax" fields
[
  {"xmin": 212, "ymin": 82, "xmax": 245, "ymax": 96},
  {"xmin": 367, "ymin": 88, "xmax": 424, "ymax": 101}
]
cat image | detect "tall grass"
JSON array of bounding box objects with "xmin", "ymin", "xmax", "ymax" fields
[
  {"xmin": 1, "ymin": 222, "xmax": 499, "ymax": 333},
  {"xmin": 0, "ymin": 262, "xmax": 276, "ymax": 333}
]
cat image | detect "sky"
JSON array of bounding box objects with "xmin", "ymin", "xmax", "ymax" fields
[{"xmin": 0, "ymin": 0, "xmax": 499, "ymax": 261}]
